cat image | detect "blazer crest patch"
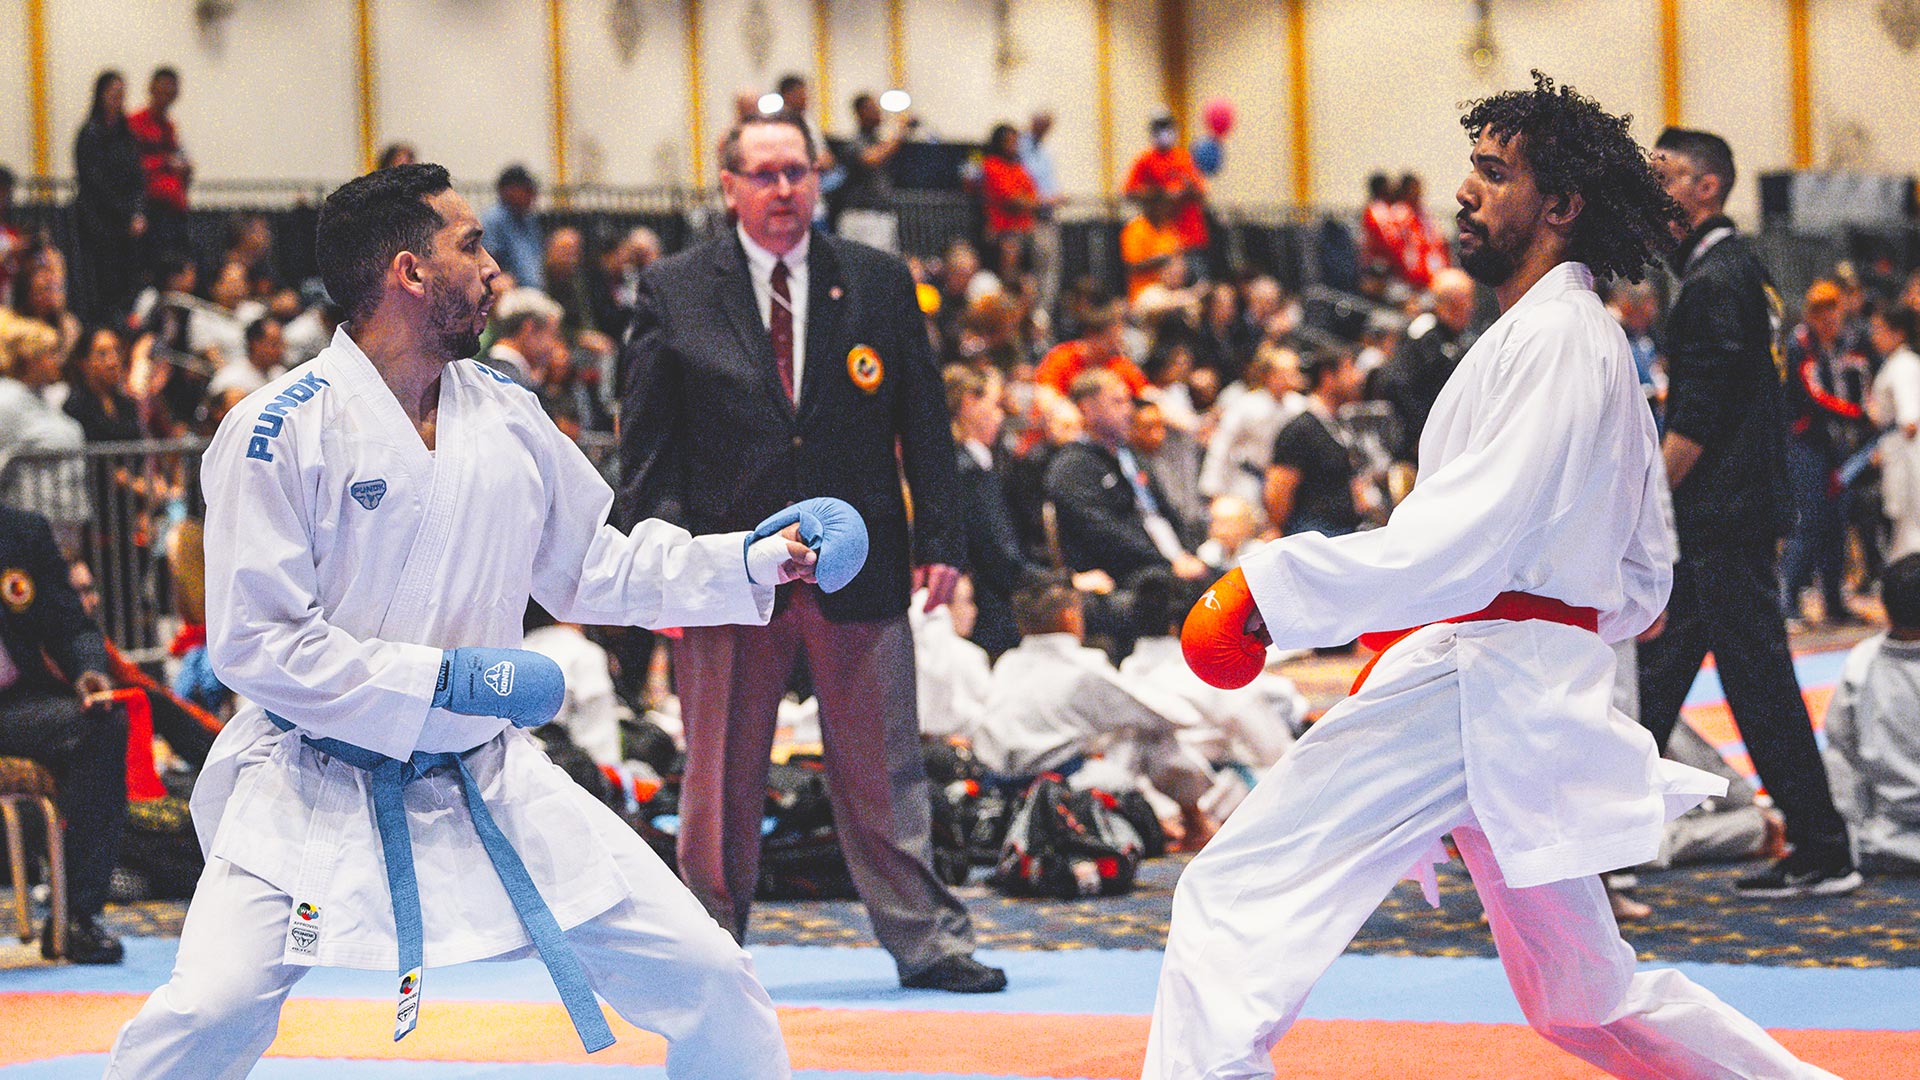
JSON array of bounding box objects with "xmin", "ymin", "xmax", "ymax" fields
[
  {"xmin": 1, "ymin": 569, "xmax": 33, "ymax": 613},
  {"xmin": 847, "ymin": 345, "xmax": 883, "ymax": 393}
]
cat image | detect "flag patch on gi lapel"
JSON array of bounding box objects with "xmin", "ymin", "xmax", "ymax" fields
[
  {"xmin": 484, "ymin": 660, "xmax": 515, "ymax": 696},
  {"xmin": 350, "ymin": 479, "xmax": 388, "ymax": 510},
  {"xmin": 287, "ymin": 902, "xmax": 321, "ymax": 956}
]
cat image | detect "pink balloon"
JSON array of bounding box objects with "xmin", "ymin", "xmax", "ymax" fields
[{"xmin": 1203, "ymin": 97, "xmax": 1236, "ymax": 138}]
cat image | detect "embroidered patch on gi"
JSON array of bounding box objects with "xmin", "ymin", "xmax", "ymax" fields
[
  {"xmin": 847, "ymin": 345, "xmax": 883, "ymax": 393},
  {"xmin": 395, "ymin": 966, "xmax": 423, "ymax": 1040},
  {"xmin": 0, "ymin": 569, "xmax": 33, "ymax": 613},
  {"xmin": 483, "ymin": 659, "xmax": 515, "ymax": 696},
  {"xmin": 350, "ymin": 479, "xmax": 388, "ymax": 510},
  {"xmin": 288, "ymin": 901, "xmax": 321, "ymax": 956}
]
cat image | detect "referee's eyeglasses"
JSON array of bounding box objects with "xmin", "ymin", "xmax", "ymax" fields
[{"xmin": 729, "ymin": 164, "xmax": 814, "ymax": 191}]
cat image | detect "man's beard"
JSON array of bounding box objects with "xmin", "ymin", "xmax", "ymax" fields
[
  {"xmin": 430, "ymin": 285, "xmax": 484, "ymax": 358},
  {"xmin": 441, "ymin": 325, "xmax": 483, "ymax": 359},
  {"xmin": 1456, "ymin": 213, "xmax": 1517, "ymax": 287},
  {"xmin": 1460, "ymin": 244, "xmax": 1515, "ymax": 287}
]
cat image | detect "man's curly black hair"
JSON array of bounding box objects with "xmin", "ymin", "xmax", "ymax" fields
[{"xmin": 1460, "ymin": 71, "xmax": 1685, "ymax": 283}]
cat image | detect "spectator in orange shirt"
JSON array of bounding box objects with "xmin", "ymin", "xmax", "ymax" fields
[
  {"xmin": 1120, "ymin": 190, "xmax": 1186, "ymax": 304},
  {"xmin": 1034, "ymin": 300, "xmax": 1148, "ymax": 397},
  {"xmin": 1123, "ymin": 115, "xmax": 1208, "ymax": 253}
]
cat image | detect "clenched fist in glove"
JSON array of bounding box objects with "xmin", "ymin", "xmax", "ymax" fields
[
  {"xmin": 433, "ymin": 647, "xmax": 566, "ymax": 728},
  {"xmin": 746, "ymin": 497, "xmax": 870, "ymax": 593},
  {"xmin": 1181, "ymin": 568, "xmax": 1269, "ymax": 689}
]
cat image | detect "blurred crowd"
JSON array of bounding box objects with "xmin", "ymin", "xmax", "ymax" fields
[{"xmin": 4, "ymin": 64, "xmax": 1920, "ymax": 966}]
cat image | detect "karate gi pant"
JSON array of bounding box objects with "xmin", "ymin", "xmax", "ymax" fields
[
  {"xmin": 105, "ymin": 821, "xmax": 790, "ymax": 1080},
  {"xmin": 1144, "ymin": 653, "xmax": 1837, "ymax": 1080}
]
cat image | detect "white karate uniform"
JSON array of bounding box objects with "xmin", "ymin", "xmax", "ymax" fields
[
  {"xmin": 524, "ymin": 623, "xmax": 626, "ymax": 767},
  {"xmin": 109, "ymin": 327, "xmax": 791, "ymax": 1080},
  {"xmin": 1869, "ymin": 344, "xmax": 1920, "ymax": 557},
  {"xmin": 909, "ymin": 600, "xmax": 992, "ymax": 740},
  {"xmin": 1197, "ymin": 387, "xmax": 1304, "ymax": 511},
  {"xmin": 1823, "ymin": 633, "xmax": 1920, "ymax": 872},
  {"xmin": 975, "ymin": 633, "xmax": 1217, "ymax": 810},
  {"xmin": 1147, "ymin": 264, "xmax": 1834, "ymax": 1080},
  {"xmin": 1119, "ymin": 635, "xmax": 1304, "ymax": 770}
]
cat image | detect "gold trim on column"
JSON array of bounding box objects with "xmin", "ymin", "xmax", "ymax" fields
[
  {"xmin": 548, "ymin": 0, "xmax": 569, "ymax": 192},
  {"xmin": 687, "ymin": 0, "xmax": 706, "ymax": 185},
  {"xmin": 1287, "ymin": 0, "xmax": 1309, "ymax": 207},
  {"xmin": 1659, "ymin": 0, "xmax": 1680, "ymax": 128},
  {"xmin": 1787, "ymin": 0, "xmax": 1811, "ymax": 168},
  {"xmin": 1096, "ymin": 0, "xmax": 1114, "ymax": 197},
  {"xmin": 354, "ymin": 0, "xmax": 376, "ymax": 173},
  {"xmin": 887, "ymin": 0, "xmax": 906, "ymax": 90},
  {"xmin": 814, "ymin": 0, "xmax": 832, "ymax": 135},
  {"xmin": 25, "ymin": 0, "xmax": 49, "ymax": 179},
  {"xmin": 1159, "ymin": 0, "xmax": 1190, "ymax": 141}
]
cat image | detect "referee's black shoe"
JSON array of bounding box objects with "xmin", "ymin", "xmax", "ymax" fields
[
  {"xmin": 901, "ymin": 954, "xmax": 1008, "ymax": 993},
  {"xmin": 1734, "ymin": 849, "xmax": 1864, "ymax": 898},
  {"xmin": 42, "ymin": 913, "xmax": 125, "ymax": 964}
]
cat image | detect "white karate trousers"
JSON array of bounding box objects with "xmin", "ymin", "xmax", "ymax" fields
[
  {"xmin": 105, "ymin": 824, "xmax": 791, "ymax": 1080},
  {"xmin": 1144, "ymin": 647, "xmax": 1839, "ymax": 1080}
]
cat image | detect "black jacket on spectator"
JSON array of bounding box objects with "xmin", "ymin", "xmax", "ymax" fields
[
  {"xmin": 1370, "ymin": 317, "xmax": 1472, "ymax": 465},
  {"xmin": 0, "ymin": 505, "xmax": 126, "ymax": 924},
  {"xmin": 72, "ymin": 117, "xmax": 147, "ymax": 322},
  {"xmin": 617, "ymin": 229, "xmax": 961, "ymax": 622},
  {"xmin": 1660, "ymin": 216, "xmax": 1793, "ymax": 548},
  {"xmin": 1043, "ymin": 439, "xmax": 1174, "ymax": 580},
  {"xmin": 72, "ymin": 120, "xmax": 145, "ymax": 241},
  {"xmin": 0, "ymin": 506, "xmax": 109, "ymax": 691},
  {"xmin": 956, "ymin": 443, "xmax": 1045, "ymax": 657}
]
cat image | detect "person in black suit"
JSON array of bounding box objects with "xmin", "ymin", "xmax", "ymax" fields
[
  {"xmin": 618, "ymin": 112, "xmax": 1003, "ymax": 993},
  {"xmin": 1045, "ymin": 369, "xmax": 1211, "ymax": 586},
  {"xmin": 0, "ymin": 505, "xmax": 128, "ymax": 962}
]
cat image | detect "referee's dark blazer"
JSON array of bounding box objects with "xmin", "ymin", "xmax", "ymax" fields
[
  {"xmin": 616, "ymin": 228, "xmax": 961, "ymax": 622},
  {"xmin": 0, "ymin": 505, "xmax": 108, "ymax": 693}
]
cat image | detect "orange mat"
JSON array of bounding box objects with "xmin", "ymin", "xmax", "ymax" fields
[{"xmin": 4, "ymin": 994, "xmax": 1904, "ymax": 1079}]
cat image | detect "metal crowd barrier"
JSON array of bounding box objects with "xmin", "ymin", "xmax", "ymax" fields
[{"xmin": 3, "ymin": 438, "xmax": 209, "ymax": 663}]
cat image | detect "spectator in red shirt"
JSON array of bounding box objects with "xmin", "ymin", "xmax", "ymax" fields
[
  {"xmin": 1359, "ymin": 173, "xmax": 1403, "ymax": 276},
  {"xmin": 1123, "ymin": 115, "xmax": 1209, "ymax": 253},
  {"xmin": 980, "ymin": 124, "xmax": 1039, "ymax": 277},
  {"xmin": 126, "ymin": 67, "xmax": 191, "ymax": 252},
  {"xmin": 1390, "ymin": 173, "xmax": 1450, "ymax": 291},
  {"xmin": 1034, "ymin": 299, "xmax": 1148, "ymax": 398}
]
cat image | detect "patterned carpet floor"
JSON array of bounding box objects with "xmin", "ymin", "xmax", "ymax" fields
[{"xmin": 15, "ymin": 850, "xmax": 1912, "ymax": 972}]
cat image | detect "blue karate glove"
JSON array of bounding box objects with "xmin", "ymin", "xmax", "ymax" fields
[
  {"xmin": 745, "ymin": 497, "xmax": 870, "ymax": 593},
  {"xmin": 431, "ymin": 647, "xmax": 566, "ymax": 729}
]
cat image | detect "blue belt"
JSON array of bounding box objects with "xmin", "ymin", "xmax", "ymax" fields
[{"xmin": 266, "ymin": 712, "xmax": 615, "ymax": 1052}]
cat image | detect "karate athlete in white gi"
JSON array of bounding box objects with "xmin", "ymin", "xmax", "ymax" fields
[
  {"xmin": 1158, "ymin": 75, "xmax": 1842, "ymax": 1080},
  {"xmin": 108, "ymin": 164, "xmax": 842, "ymax": 1080}
]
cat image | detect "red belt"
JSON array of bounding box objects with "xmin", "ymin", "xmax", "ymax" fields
[{"xmin": 1349, "ymin": 591, "xmax": 1599, "ymax": 694}]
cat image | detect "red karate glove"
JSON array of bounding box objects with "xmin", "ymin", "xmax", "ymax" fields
[{"xmin": 1181, "ymin": 568, "xmax": 1267, "ymax": 689}]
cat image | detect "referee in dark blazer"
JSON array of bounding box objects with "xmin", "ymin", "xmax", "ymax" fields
[
  {"xmin": 617, "ymin": 112, "xmax": 1003, "ymax": 993},
  {"xmin": 0, "ymin": 505, "xmax": 128, "ymax": 962}
]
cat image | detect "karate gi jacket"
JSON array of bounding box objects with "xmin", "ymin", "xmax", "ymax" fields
[
  {"xmin": 1119, "ymin": 635, "xmax": 1304, "ymax": 769},
  {"xmin": 1824, "ymin": 634, "xmax": 1920, "ymax": 871},
  {"xmin": 974, "ymin": 632, "xmax": 1203, "ymax": 778},
  {"xmin": 1237, "ymin": 263, "xmax": 1724, "ymax": 889},
  {"xmin": 195, "ymin": 327, "xmax": 775, "ymax": 970}
]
